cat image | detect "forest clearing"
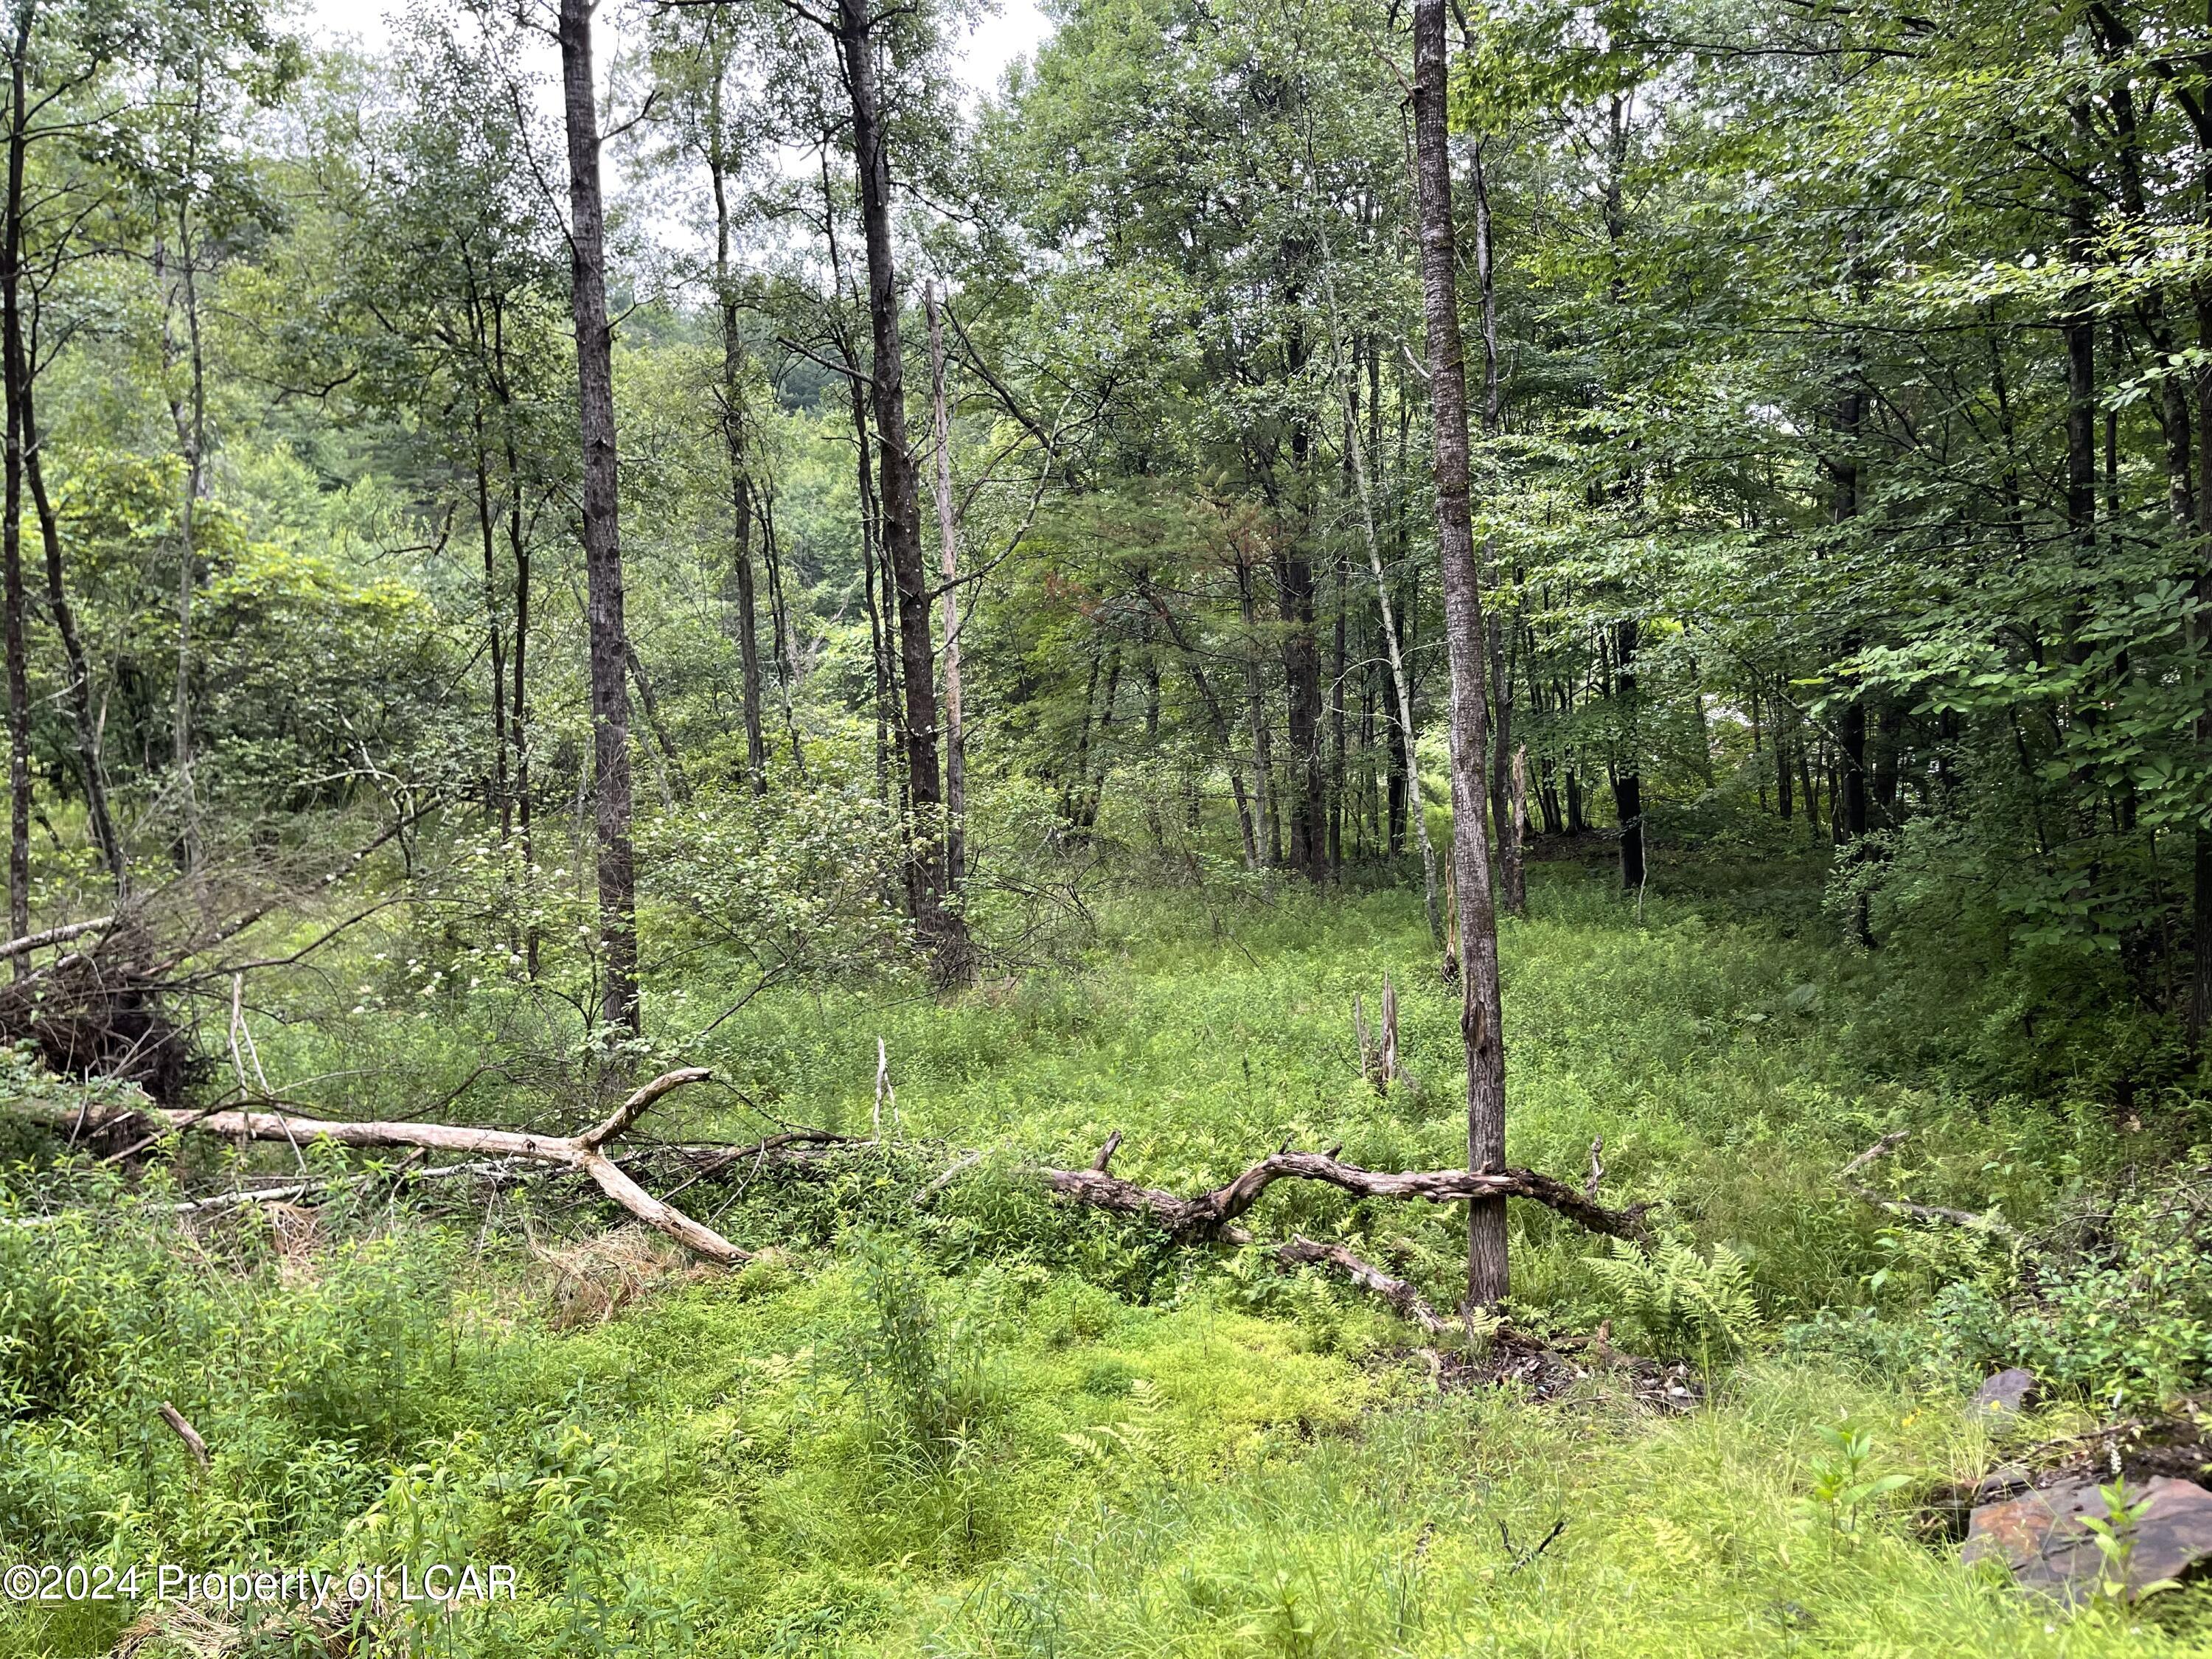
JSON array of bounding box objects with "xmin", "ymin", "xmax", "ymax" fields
[{"xmin": 0, "ymin": 0, "xmax": 2210, "ymax": 1652}]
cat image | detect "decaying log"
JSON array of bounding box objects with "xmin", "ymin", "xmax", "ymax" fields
[
  {"xmin": 1039, "ymin": 1138, "xmax": 1652, "ymax": 1242},
  {"xmin": 1839, "ymin": 1130, "xmax": 2017, "ymax": 1239},
  {"xmin": 16, "ymin": 1068, "xmax": 752, "ymax": 1264},
  {"xmin": 1270, "ymin": 1235, "xmax": 1451, "ymax": 1334}
]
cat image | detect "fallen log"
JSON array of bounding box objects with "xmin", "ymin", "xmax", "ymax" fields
[
  {"xmin": 13, "ymin": 1068, "xmax": 752, "ymax": 1264},
  {"xmin": 1840, "ymin": 1130, "xmax": 2017, "ymax": 1239},
  {"xmin": 1270, "ymin": 1235, "xmax": 1451, "ymax": 1335},
  {"xmin": 12, "ymin": 1098, "xmax": 1652, "ymax": 1337},
  {"xmin": 1037, "ymin": 1139, "xmax": 1652, "ymax": 1242}
]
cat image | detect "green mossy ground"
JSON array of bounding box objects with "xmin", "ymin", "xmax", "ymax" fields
[{"xmin": 2, "ymin": 868, "xmax": 2205, "ymax": 1655}]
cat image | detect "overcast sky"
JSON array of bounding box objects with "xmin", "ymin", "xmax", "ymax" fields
[{"xmin": 293, "ymin": 0, "xmax": 1055, "ymax": 105}]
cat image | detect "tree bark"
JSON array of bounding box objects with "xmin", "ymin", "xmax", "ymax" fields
[
  {"xmin": 926, "ymin": 282, "xmax": 967, "ymax": 900},
  {"xmin": 2191, "ymin": 175, "xmax": 2212, "ymax": 1047},
  {"xmin": 557, "ymin": 0, "xmax": 639, "ymax": 1037},
  {"xmin": 470, "ymin": 413, "xmax": 510, "ymax": 838},
  {"xmin": 1413, "ymin": 0, "xmax": 1509, "ymax": 1307},
  {"xmin": 1613, "ymin": 618, "xmax": 1644, "ymax": 893},
  {"xmin": 709, "ymin": 103, "xmax": 766, "ymax": 792},
  {"xmin": 1472, "ymin": 141, "xmax": 1523, "ymax": 916},
  {"xmin": 0, "ymin": 6, "xmax": 29, "ymax": 954},
  {"xmin": 834, "ymin": 0, "xmax": 966, "ymax": 973}
]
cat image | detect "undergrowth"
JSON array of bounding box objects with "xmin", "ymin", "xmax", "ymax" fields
[{"xmin": 1, "ymin": 868, "xmax": 2208, "ymax": 1655}]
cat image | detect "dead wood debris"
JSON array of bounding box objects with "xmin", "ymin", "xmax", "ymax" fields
[
  {"xmin": 1839, "ymin": 1130, "xmax": 2017, "ymax": 1238},
  {"xmin": 16, "ymin": 1068, "xmax": 748, "ymax": 1263},
  {"xmin": 156, "ymin": 1400, "xmax": 212, "ymax": 1468},
  {"xmin": 18, "ymin": 1102, "xmax": 1658, "ymax": 1352},
  {"xmin": 1037, "ymin": 1133, "xmax": 1654, "ymax": 1243},
  {"xmin": 1410, "ymin": 1325, "xmax": 1702, "ymax": 1411}
]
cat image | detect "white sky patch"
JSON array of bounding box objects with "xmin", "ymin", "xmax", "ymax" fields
[{"xmin": 291, "ymin": 0, "xmax": 1051, "ymax": 105}]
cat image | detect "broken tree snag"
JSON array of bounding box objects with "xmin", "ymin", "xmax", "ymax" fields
[
  {"xmin": 157, "ymin": 1402, "xmax": 211, "ymax": 1469},
  {"xmin": 1040, "ymin": 1139, "xmax": 1652, "ymax": 1242},
  {"xmin": 1353, "ymin": 977, "xmax": 1416, "ymax": 1096},
  {"xmin": 1839, "ymin": 1130, "xmax": 2017, "ymax": 1238},
  {"xmin": 15, "ymin": 1068, "xmax": 752, "ymax": 1265}
]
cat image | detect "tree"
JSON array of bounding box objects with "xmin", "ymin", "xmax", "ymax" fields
[
  {"xmin": 1412, "ymin": 0, "xmax": 1509, "ymax": 1307},
  {"xmin": 556, "ymin": 0, "xmax": 639, "ymax": 1037},
  {"xmin": 828, "ymin": 0, "xmax": 967, "ymax": 973}
]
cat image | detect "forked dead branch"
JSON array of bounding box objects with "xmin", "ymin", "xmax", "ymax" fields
[{"xmin": 1037, "ymin": 1135, "xmax": 1653, "ymax": 1243}]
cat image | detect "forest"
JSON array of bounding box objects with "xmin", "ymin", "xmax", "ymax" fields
[{"xmin": 0, "ymin": 0, "xmax": 2210, "ymax": 1651}]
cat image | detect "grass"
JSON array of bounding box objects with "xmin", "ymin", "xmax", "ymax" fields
[{"xmin": 1, "ymin": 862, "xmax": 2205, "ymax": 1656}]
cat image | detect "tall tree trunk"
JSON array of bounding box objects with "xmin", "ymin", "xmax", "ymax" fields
[
  {"xmin": 1321, "ymin": 251, "xmax": 1441, "ymax": 936},
  {"xmin": 0, "ymin": 13, "xmax": 25, "ymax": 953},
  {"xmin": 471, "ymin": 414, "xmax": 510, "ymax": 838},
  {"xmin": 1472, "ymin": 139, "xmax": 1523, "ymax": 917},
  {"xmin": 1281, "ymin": 543, "xmax": 1324, "ymax": 880},
  {"xmin": 1233, "ymin": 554, "xmax": 1279, "ymax": 863},
  {"xmin": 7, "ymin": 14, "xmax": 119, "ymax": 893},
  {"xmin": 1328, "ymin": 554, "xmax": 1346, "ymax": 873},
  {"xmin": 1413, "ymin": 0, "xmax": 1509, "ymax": 1309},
  {"xmin": 1281, "ymin": 341, "xmax": 1326, "ymax": 882},
  {"xmin": 22, "ymin": 330, "xmax": 119, "ymax": 888},
  {"xmin": 926, "ymin": 282, "xmax": 967, "ymax": 904},
  {"xmin": 157, "ymin": 53, "xmax": 208, "ymax": 867},
  {"xmin": 846, "ymin": 345, "xmax": 893, "ymax": 804},
  {"xmin": 712, "ymin": 130, "xmax": 766, "ymax": 792},
  {"xmin": 1613, "ymin": 618, "xmax": 1645, "ymax": 893},
  {"xmin": 557, "ymin": 0, "xmax": 639, "ymax": 1038},
  {"xmin": 2191, "ymin": 169, "xmax": 2212, "ymax": 1047},
  {"xmin": 835, "ymin": 0, "xmax": 965, "ymax": 973},
  {"xmin": 758, "ymin": 487, "xmax": 807, "ymax": 776},
  {"xmin": 1597, "ymin": 102, "xmax": 1644, "ymax": 898},
  {"xmin": 507, "ymin": 456, "xmax": 537, "ymax": 978}
]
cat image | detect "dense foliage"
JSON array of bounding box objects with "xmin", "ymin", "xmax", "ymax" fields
[{"xmin": 0, "ymin": 0, "xmax": 2206, "ymax": 1652}]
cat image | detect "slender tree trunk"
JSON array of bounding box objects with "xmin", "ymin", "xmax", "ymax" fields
[
  {"xmin": 926, "ymin": 283, "xmax": 967, "ymax": 904},
  {"xmin": 1321, "ymin": 248, "xmax": 1440, "ymax": 936},
  {"xmin": 1281, "ymin": 434, "xmax": 1325, "ymax": 880},
  {"xmin": 835, "ymin": 0, "xmax": 964, "ymax": 972},
  {"xmin": 557, "ymin": 0, "xmax": 639, "ymax": 1037},
  {"xmin": 507, "ymin": 459, "xmax": 536, "ymax": 978},
  {"xmin": 709, "ymin": 117, "xmax": 765, "ymax": 792},
  {"xmin": 1472, "ymin": 139, "xmax": 1523, "ymax": 917},
  {"xmin": 471, "ymin": 414, "xmax": 510, "ymax": 838},
  {"xmin": 1413, "ymin": 0, "xmax": 1508, "ymax": 1308},
  {"xmin": 0, "ymin": 15, "xmax": 26, "ymax": 953},
  {"xmin": 1234, "ymin": 555, "xmax": 1279, "ymax": 865},
  {"xmin": 6, "ymin": 16, "xmax": 119, "ymax": 893},
  {"xmin": 1613, "ymin": 618, "xmax": 1645, "ymax": 893},
  {"xmin": 159, "ymin": 209, "xmax": 205, "ymax": 864},
  {"xmin": 2191, "ymin": 170, "xmax": 2212, "ymax": 1046},
  {"xmin": 1329, "ymin": 554, "xmax": 1346, "ymax": 873},
  {"xmin": 21, "ymin": 330, "xmax": 119, "ymax": 888},
  {"xmin": 758, "ymin": 488, "xmax": 806, "ymax": 776}
]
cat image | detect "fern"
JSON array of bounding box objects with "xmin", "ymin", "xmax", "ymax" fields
[{"xmin": 1586, "ymin": 1237, "xmax": 1764, "ymax": 1356}]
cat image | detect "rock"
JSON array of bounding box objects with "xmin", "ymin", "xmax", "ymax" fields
[
  {"xmin": 1974, "ymin": 1464, "xmax": 2030, "ymax": 1503},
  {"xmin": 1968, "ymin": 1368, "xmax": 2039, "ymax": 1425},
  {"xmin": 1963, "ymin": 1475, "xmax": 2212, "ymax": 1604}
]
